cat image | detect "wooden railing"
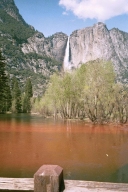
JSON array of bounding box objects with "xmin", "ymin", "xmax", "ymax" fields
[{"xmin": 0, "ymin": 165, "xmax": 128, "ymax": 192}]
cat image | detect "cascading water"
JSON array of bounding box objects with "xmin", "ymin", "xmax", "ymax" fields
[{"xmin": 63, "ymin": 37, "xmax": 70, "ymax": 71}]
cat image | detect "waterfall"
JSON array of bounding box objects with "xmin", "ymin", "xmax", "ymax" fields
[{"xmin": 64, "ymin": 37, "xmax": 70, "ymax": 71}]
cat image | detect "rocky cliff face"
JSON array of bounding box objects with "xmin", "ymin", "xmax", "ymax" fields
[
  {"xmin": 110, "ymin": 28, "xmax": 128, "ymax": 68},
  {"xmin": 22, "ymin": 32, "xmax": 68, "ymax": 63},
  {"xmin": 0, "ymin": 0, "xmax": 67, "ymax": 95},
  {"xmin": 0, "ymin": 0, "xmax": 25, "ymax": 23},
  {"xmin": 69, "ymin": 22, "xmax": 128, "ymax": 81},
  {"xmin": 1, "ymin": 0, "xmax": 128, "ymax": 96}
]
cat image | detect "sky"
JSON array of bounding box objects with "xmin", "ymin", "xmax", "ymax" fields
[{"xmin": 14, "ymin": 0, "xmax": 128, "ymax": 37}]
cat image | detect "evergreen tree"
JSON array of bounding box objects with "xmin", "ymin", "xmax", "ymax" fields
[
  {"xmin": 11, "ymin": 77, "xmax": 22, "ymax": 113},
  {"xmin": 11, "ymin": 76, "xmax": 17, "ymax": 90},
  {"xmin": 4, "ymin": 75, "xmax": 12, "ymax": 112},
  {"xmin": 0, "ymin": 51, "xmax": 11, "ymax": 113},
  {"xmin": 22, "ymin": 78, "xmax": 33, "ymax": 113},
  {"xmin": 25, "ymin": 78, "xmax": 33, "ymax": 98}
]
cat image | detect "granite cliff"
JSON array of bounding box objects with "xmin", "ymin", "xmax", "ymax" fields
[
  {"xmin": 0, "ymin": 0, "xmax": 128, "ymax": 96},
  {"xmin": 22, "ymin": 32, "xmax": 67, "ymax": 63},
  {"xmin": 69, "ymin": 22, "xmax": 128, "ymax": 82},
  {"xmin": 0, "ymin": 0, "xmax": 25, "ymax": 23},
  {"xmin": 0, "ymin": 0, "xmax": 67, "ymax": 95}
]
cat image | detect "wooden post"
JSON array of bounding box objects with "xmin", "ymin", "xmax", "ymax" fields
[{"xmin": 34, "ymin": 165, "xmax": 65, "ymax": 192}]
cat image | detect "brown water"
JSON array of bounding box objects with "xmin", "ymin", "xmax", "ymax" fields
[{"xmin": 0, "ymin": 114, "xmax": 128, "ymax": 183}]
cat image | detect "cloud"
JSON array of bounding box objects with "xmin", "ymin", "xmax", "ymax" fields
[
  {"xmin": 59, "ymin": 0, "xmax": 128, "ymax": 21},
  {"xmin": 62, "ymin": 11, "xmax": 69, "ymax": 15}
]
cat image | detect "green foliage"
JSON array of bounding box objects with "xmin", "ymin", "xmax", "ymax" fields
[
  {"xmin": 11, "ymin": 76, "xmax": 17, "ymax": 90},
  {"xmin": 11, "ymin": 77, "xmax": 22, "ymax": 113},
  {"xmin": 35, "ymin": 60, "xmax": 128, "ymax": 123},
  {"xmin": 0, "ymin": 52, "xmax": 7, "ymax": 98},
  {"xmin": 22, "ymin": 94, "xmax": 30, "ymax": 113},
  {"xmin": 0, "ymin": 9, "xmax": 62, "ymax": 95},
  {"xmin": 25, "ymin": 78, "xmax": 33, "ymax": 98},
  {"xmin": 26, "ymin": 52, "xmax": 62, "ymax": 69},
  {"xmin": 0, "ymin": 51, "xmax": 12, "ymax": 113},
  {"xmin": 4, "ymin": 76, "xmax": 12, "ymax": 111},
  {"xmin": 31, "ymin": 96, "xmax": 40, "ymax": 113},
  {"xmin": 22, "ymin": 78, "xmax": 33, "ymax": 113},
  {"xmin": 10, "ymin": 77, "xmax": 34, "ymax": 113},
  {"xmin": 81, "ymin": 60, "xmax": 116, "ymax": 123},
  {"xmin": 112, "ymin": 84, "xmax": 128, "ymax": 123},
  {"xmin": 0, "ymin": 10, "xmax": 35, "ymax": 44}
]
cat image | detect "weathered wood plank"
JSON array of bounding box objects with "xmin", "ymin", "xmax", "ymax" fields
[
  {"xmin": 0, "ymin": 178, "xmax": 128, "ymax": 191},
  {"xmin": 64, "ymin": 180, "xmax": 128, "ymax": 192},
  {"xmin": 34, "ymin": 165, "xmax": 64, "ymax": 192},
  {"xmin": 0, "ymin": 178, "xmax": 34, "ymax": 191}
]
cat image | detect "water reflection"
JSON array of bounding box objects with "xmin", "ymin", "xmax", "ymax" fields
[{"xmin": 0, "ymin": 114, "xmax": 128, "ymax": 183}]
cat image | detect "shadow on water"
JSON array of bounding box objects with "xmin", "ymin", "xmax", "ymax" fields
[
  {"xmin": 0, "ymin": 113, "xmax": 44, "ymax": 123},
  {"xmin": 111, "ymin": 164, "xmax": 128, "ymax": 183}
]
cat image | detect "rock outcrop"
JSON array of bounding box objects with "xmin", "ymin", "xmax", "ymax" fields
[
  {"xmin": 0, "ymin": 0, "xmax": 25, "ymax": 23},
  {"xmin": 1, "ymin": 0, "xmax": 128, "ymax": 96},
  {"xmin": 69, "ymin": 22, "xmax": 128, "ymax": 81},
  {"xmin": 0, "ymin": 0, "xmax": 67, "ymax": 95},
  {"xmin": 22, "ymin": 32, "xmax": 68, "ymax": 63}
]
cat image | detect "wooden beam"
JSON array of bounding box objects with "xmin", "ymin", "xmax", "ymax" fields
[
  {"xmin": 34, "ymin": 165, "xmax": 64, "ymax": 192},
  {"xmin": 64, "ymin": 180, "xmax": 128, "ymax": 191},
  {"xmin": 0, "ymin": 178, "xmax": 34, "ymax": 191},
  {"xmin": 0, "ymin": 178, "xmax": 128, "ymax": 191}
]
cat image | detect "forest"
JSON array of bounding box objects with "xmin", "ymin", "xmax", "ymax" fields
[
  {"xmin": 33, "ymin": 60, "xmax": 128, "ymax": 124},
  {"xmin": 0, "ymin": 51, "xmax": 33, "ymax": 113},
  {"xmin": 0, "ymin": 50, "xmax": 128, "ymax": 123}
]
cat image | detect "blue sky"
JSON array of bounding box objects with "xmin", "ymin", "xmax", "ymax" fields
[{"xmin": 14, "ymin": 0, "xmax": 128, "ymax": 37}]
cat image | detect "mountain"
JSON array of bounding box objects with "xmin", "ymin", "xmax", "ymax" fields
[
  {"xmin": 22, "ymin": 32, "xmax": 67, "ymax": 64},
  {"xmin": 0, "ymin": 0, "xmax": 67, "ymax": 96},
  {"xmin": 69, "ymin": 22, "xmax": 128, "ymax": 82},
  {"xmin": 0, "ymin": 0, "xmax": 25, "ymax": 23},
  {"xmin": 0, "ymin": 0, "xmax": 127, "ymax": 97}
]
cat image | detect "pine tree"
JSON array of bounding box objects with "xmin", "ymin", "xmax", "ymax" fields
[
  {"xmin": 11, "ymin": 76, "xmax": 17, "ymax": 90},
  {"xmin": 25, "ymin": 78, "xmax": 33, "ymax": 98},
  {"xmin": 4, "ymin": 75, "xmax": 12, "ymax": 112},
  {"xmin": 22, "ymin": 78, "xmax": 33, "ymax": 113},
  {"xmin": 11, "ymin": 77, "xmax": 22, "ymax": 113},
  {"xmin": 0, "ymin": 51, "xmax": 11, "ymax": 113}
]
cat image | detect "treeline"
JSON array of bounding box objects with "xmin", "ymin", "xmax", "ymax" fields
[
  {"xmin": 0, "ymin": 52, "xmax": 33, "ymax": 113},
  {"xmin": 32, "ymin": 60, "xmax": 128, "ymax": 124}
]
